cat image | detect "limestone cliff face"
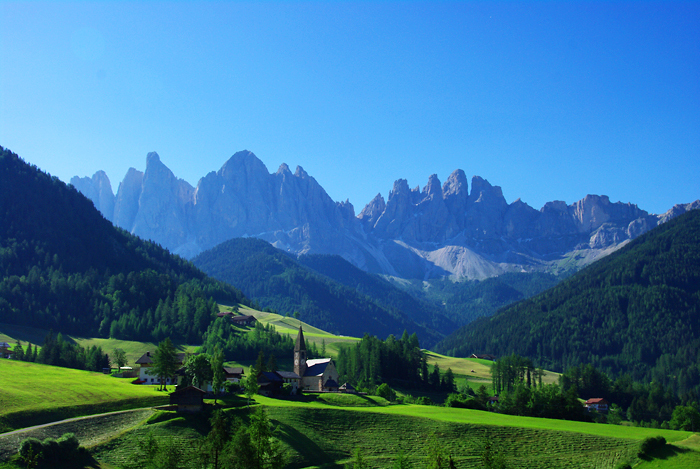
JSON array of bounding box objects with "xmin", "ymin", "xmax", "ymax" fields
[
  {"xmin": 73, "ymin": 150, "xmax": 699, "ymax": 280},
  {"xmin": 70, "ymin": 171, "xmax": 115, "ymax": 222},
  {"xmin": 130, "ymin": 152, "xmax": 193, "ymax": 252},
  {"xmin": 113, "ymin": 168, "xmax": 144, "ymax": 231}
]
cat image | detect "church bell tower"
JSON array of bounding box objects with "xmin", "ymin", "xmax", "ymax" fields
[{"xmin": 294, "ymin": 325, "xmax": 307, "ymax": 377}]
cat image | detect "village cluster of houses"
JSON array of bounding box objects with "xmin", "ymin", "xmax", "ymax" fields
[
  {"xmin": 3, "ymin": 327, "xmax": 608, "ymax": 415},
  {"xmin": 133, "ymin": 325, "xmax": 355, "ymax": 411}
]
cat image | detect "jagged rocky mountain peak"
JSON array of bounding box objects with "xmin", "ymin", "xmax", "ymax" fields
[
  {"xmin": 423, "ymin": 174, "xmax": 443, "ymax": 198},
  {"xmin": 276, "ymin": 163, "xmax": 291, "ymax": 175},
  {"xmin": 72, "ymin": 150, "xmax": 699, "ymax": 281},
  {"xmin": 146, "ymin": 151, "xmax": 161, "ymax": 164},
  {"xmin": 294, "ymin": 166, "xmax": 309, "ymax": 178},
  {"xmin": 442, "ymin": 169, "xmax": 468, "ymax": 197}
]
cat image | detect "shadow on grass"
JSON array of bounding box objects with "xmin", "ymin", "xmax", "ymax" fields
[
  {"xmin": 640, "ymin": 444, "xmax": 692, "ymax": 462},
  {"xmin": 273, "ymin": 420, "xmax": 341, "ymax": 469}
]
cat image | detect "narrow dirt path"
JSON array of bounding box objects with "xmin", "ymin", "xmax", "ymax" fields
[{"xmin": 0, "ymin": 407, "xmax": 155, "ymax": 461}]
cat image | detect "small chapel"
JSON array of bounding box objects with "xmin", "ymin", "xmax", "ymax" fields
[{"xmin": 294, "ymin": 326, "xmax": 340, "ymax": 392}]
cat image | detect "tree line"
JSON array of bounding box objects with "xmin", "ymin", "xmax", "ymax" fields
[
  {"xmin": 440, "ymin": 209, "xmax": 700, "ymax": 402},
  {"xmin": 11, "ymin": 332, "xmax": 109, "ymax": 372},
  {"xmin": 336, "ymin": 331, "xmax": 455, "ymax": 392}
]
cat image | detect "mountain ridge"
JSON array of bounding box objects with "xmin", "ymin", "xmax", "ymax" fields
[
  {"xmin": 71, "ymin": 150, "xmax": 699, "ymax": 280},
  {"xmin": 434, "ymin": 208, "xmax": 700, "ymax": 397}
]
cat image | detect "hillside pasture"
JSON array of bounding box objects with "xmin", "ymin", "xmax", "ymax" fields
[
  {"xmin": 0, "ymin": 360, "xmax": 167, "ymax": 433},
  {"xmin": 0, "ymin": 322, "xmax": 46, "ymax": 351},
  {"xmin": 87, "ymin": 396, "xmax": 698, "ymax": 469},
  {"xmin": 235, "ymin": 305, "xmax": 360, "ymax": 354}
]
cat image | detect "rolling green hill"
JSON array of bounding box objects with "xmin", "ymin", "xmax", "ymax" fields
[
  {"xmin": 296, "ymin": 253, "xmax": 456, "ymax": 333},
  {"xmin": 437, "ymin": 209, "xmax": 700, "ymax": 397},
  {"xmin": 86, "ymin": 396, "xmax": 698, "ymax": 469},
  {"xmin": 192, "ymin": 237, "xmax": 446, "ymax": 347},
  {"xmin": 0, "ymin": 359, "xmax": 167, "ymax": 433},
  {"xmin": 0, "ymin": 147, "xmax": 247, "ymax": 343}
]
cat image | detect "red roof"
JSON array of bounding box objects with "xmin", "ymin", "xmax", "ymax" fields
[{"xmin": 585, "ymin": 398, "xmax": 608, "ymax": 405}]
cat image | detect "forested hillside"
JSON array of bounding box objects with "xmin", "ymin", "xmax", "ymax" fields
[
  {"xmin": 192, "ymin": 238, "xmax": 446, "ymax": 346},
  {"xmin": 296, "ymin": 253, "xmax": 455, "ymax": 334},
  {"xmin": 420, "ymin": 272, "xmax": 562, "ymax": 327},
  {"xmin": 439, "ymin": 209, "xmax": 700, "ymax": 398},
  {"xmin": 0, "ymin": 147, "xmax": 247, "ymax": 342}
]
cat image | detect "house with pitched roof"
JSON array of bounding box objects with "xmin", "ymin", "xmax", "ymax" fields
[
  {"xmin": 134, "ymin": 351, "xmax": 187, "ymax": 386},
  {"xmin": 585, "ymin": 398, "xmax": 609, "ymax": 413},
  {"xmin": 0, "ymin": 342, "xmax": 14, "ymax": 359}
]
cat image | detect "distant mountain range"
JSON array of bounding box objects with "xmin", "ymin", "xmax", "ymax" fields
[{"xmin": 73, "ymin": 151, "xmax": 699, "ymax": 281}]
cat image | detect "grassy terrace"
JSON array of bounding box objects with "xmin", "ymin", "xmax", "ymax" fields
[
  {"xmin": 0, "ymin": 360, "xmax": 697, "ymax": 468},
  {"xmin": 0, "ymin": 360, "xmax": 167, "ymax": 433},
  {"xmin": 87, "ymin": 394, "xmax": 699, "ymax": 469}
]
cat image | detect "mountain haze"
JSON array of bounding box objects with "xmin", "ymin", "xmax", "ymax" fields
[{"xmin": 73, "ymin": 151, "xmax": 699, "ymax": 281}]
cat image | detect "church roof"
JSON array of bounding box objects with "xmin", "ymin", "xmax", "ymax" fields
[
  {"xmin": 304, "ymin": 358, "xmax": 332, "ymax": 377},
  {"xmin": 276, "ymin": 371, "xmax": 301, "ymax": 380},
  {"xmin": 294, "ymin": 326, "xmax": 306, "ymax": 352},
  {"xmin": 324, "ymin": 379, "xmax": 339, "ymax": 389}
]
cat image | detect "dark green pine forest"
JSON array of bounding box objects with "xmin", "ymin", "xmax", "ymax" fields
[
  {"xmin": 437, "ymin": 209, "xmax": 700, "ymax": 399},
  {"xmin": 0, "ymin": 147, "xmax": 247, "ymax": 343},
  {"xmin": 192, "ymin": 238, "xmax": 447, "ymax": 347}
]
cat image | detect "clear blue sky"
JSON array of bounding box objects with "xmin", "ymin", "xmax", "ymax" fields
[{"xmin": 1, "ymin": 1, "xmax": 698, "ymax": 215}]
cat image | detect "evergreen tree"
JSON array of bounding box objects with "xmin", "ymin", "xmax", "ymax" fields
[
  {"xmin": 13, "ymin": 340, "xmax": 24, "ymax": 361},
  {"xmin": 206, "ymin": 410, "xmax": 230, "ymax": 469},
  {"xmin": 152, "ymin": 338, "xmax": 178, "ymax": 391},
  {"xmin": 211, "ymin": 347, "xmax": 225, "ymax": 403}
]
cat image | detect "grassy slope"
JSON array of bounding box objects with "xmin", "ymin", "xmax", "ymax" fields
[
  {"xmin": 0, "ymin": 360, "xmax": 168, "ymax": 433},
  {"xmin": 3, "ymin": 307, "xmax": 553, "ymax": 394},
  {"xmin": 0, "ymin": 358, "xmax": 696, "ymax": 468},
  {"xmin": 87, "ymin": 395, "xmax": 699, "ymax": 469},
  {"xmin": 0, "ymin": 321, "xmax": 197, "ymax": 367},
  {"xmin": 426, "ymin": 351, "xmax": 560, "ymax": 393},
  {"xmin": 258, "ymin": 396, "xmax": 698, "ymax": 468}
]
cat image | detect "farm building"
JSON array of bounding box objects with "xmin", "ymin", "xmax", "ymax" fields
[
  {"xmin": 0, "ymin": 342, "xmax": 13, "ymax": 359},
  {"xmin": 169, "ymin": 386, "xmax": 205, "ymax": 412},
  {"xmin": 231, "ymin": 314, "xmax": 256, "ymax": 326},
  {"xmin": 135, "ymin": 351, "xmax": 187, "ymax": 386},
  {"xmin": 585, "ymin": 398, "xmax": 609, "ymax": 413}
]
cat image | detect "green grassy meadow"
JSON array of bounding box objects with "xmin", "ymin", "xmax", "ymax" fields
[
  {"xmin": 0, "ymin": 359, "xmax": 168, "ymax": 433},
  {"xmin": 85, "ymin": 395, "xmax": 700, "ymax": 469},
  {"xmin": 234, "ymin": 305, "xmax": 361, "ymax": 355},
  {"xmin": 3, "ymin": 310, "xmax": 699, "ymax": 468},
  {"xmin": 0, "ymin": 359, "xmax": 698, "ymax": 468}
]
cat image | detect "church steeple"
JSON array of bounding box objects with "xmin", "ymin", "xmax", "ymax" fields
[{"xmin": 294, "ymin": 326, "xmax": 307, "ymax": 377}]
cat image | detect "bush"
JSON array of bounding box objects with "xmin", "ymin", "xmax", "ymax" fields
[
  {"xmin": 41, "ymin": 438, "xmax": 60, "ymax": 460},
  {"xmin": 445, "ymin": 393, "xmax": 487, "ymax": 410},
  {"xmin": 18, "ymin": 437, "xmax": 43, "ymax": 459},
  {"xmin": 18, "ymin": 433, "xmax": 83, "ymax": 463},
  {"xmin": 415, "ymin": 396, "xmax": 433, "ymax": 406},
  {"xmin": 57, "ymin": 433, "xmax": 80, "ymax": 458},
  {"xmin": 375, "ymin": 383, "xmax": 396, "ymax": 402},
  {"xmin": 614, "ymin": 462, "xmax": 632, "ymax": 469},
  {"xmin": 638, "ymin": 436, "xmax": 666, "ymax": 456}
]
